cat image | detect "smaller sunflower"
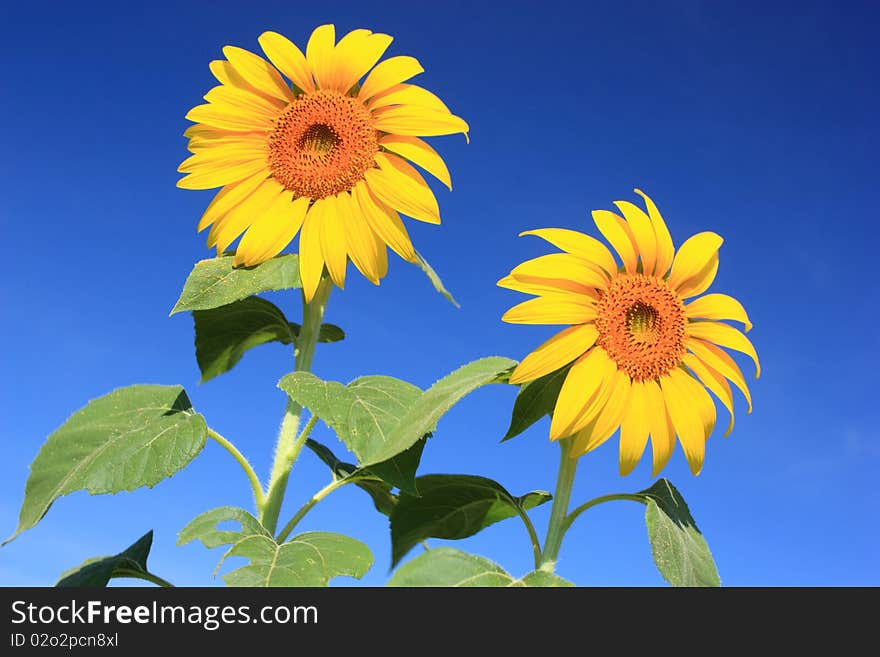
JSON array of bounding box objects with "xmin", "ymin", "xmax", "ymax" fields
[{"xmin": 500, "ymin": 190, "xmax": 759, "ymax": 476}]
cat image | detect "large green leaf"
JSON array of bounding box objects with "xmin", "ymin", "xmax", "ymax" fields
[
  {"xmin": 6, "ymin": 385, "xmax": 207, "ymax": 544},
  {"xmin": 390, "ymin": 474, "xmax": 551, "ymax": 566},
  {"xmin": 194, "ymin": 297, "xmax": 295, "ymax": 382},
  {"xmin": 357, "ymin": 357, "xmax": 516, "ymax": 468},
  {"xmin": 280, "ymin": 358, "xmax": 514, "ymax": 469},
  {"xmin": 170, "ymin": 253, "xmax": 300, "ymax": 315},
  {"xmin": 503, "ymin": 365, "xmax": 570, "ymax": 441},
  {"xmin": 178, "ymin": 507, "xmax": 372, "ymax": 586},
  {"xmin": 224, "ymin": 532, "xmax": 372, "ymax": 587},
  {"xmin": 388, "ymin": 548, "xmax": 573, "ymax": 587},
  {"xmin": 56, "ymin": 531, "xmax": 166, "ymax": 587},
  {"xmin": 278, "ymin": 373, "xmax": 421, "ymax": 464},
  {"xmin": 414, "ymin": 250, "xmax": 459, "ymax": 308},
  {"xmin": 639, "ymin": 479, "xmax": 721, "ymax": 587}
]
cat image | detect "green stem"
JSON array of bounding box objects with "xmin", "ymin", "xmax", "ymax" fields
[
  {"xmin": 260, "ymin": 277, "xmax": 333, "ymax": 534},
  {"xmin": 275, "ymin": 477, "xmax": 350, "ymax": 543},
  {"xmin": 118, "ymin": 569, "xmax": 174, "ymax": 588},
  {"xmin": 206, "ymin": 427, "xmax": 265, "ymax": 511},
  {"xmin": 539, "ymin": 437, "xmax": 578, "ymax": 572},
  {"xmin": 561, "ymin": 493, "xmax": 647, "ymax": 536},
  {"xmin": 513, "ymin": 504, "xmax": 543, "ymax": 570}
]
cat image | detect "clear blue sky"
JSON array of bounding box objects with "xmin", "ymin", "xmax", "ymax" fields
[{"xmin": 1, "ymin": 0, "xmax": 877, "ymax": 586}]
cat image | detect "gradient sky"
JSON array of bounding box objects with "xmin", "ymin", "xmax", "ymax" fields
[{"xmin": 1, "ymin": 0, "xmax": 877, "ymax": 587}]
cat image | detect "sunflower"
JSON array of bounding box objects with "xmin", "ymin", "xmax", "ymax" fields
[
  {"xmin": 500, "ymin": 190, "xmax": 759, "ymax": 476},
  {"xmin": 178, "ymin": 25, "xmax": 468, "ymax": 301}
]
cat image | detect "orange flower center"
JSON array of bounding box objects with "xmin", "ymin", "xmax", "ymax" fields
[
  {"xmin": 268, "ymin": 90, "xmax": 379, "ymax": 199},
  {"xmin": 595, "ymin": 274, "xmax": 686, "ymax": 381}
]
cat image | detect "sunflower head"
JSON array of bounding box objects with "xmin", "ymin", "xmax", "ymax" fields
[
  {"xmin": 501, "ymin": 190, "xmax": 759, "ymax": 476},
  {"xmin": 178, "ymin": 25, "xmax": 468, "ymax": 301}
]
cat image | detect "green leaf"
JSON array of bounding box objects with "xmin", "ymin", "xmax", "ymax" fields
[
  {"xmin": 517, "ymin": 570, "xmax": 574, "ymax": 587},
  {"xmin": 279, "ymin": 358, "xmax": 514, "ymax": 470},
  {"xmin": 194, "ymin": 297, "xmax": 294, "ymax": 383},
  {"xmin": 390, "ymin": 474, "xmax": 551, "ymax": 566},
  {"xmin": 387, "ymin": 547, "xmax": 573, "ymax": 587},
  {"xmin": 178, "ymin": 507, "xmax": 372, "ymax": 586},
  {"xmin": 278, "ymin": 373, "xmax": 421, "ymax": 465},
  {"xmin": 415, "ymin": 249, "xmax": 459, "ymax": 308},
  {"xmin": 369, "ymin": 357, "xmax": 516, "ymax": 468},
  {"xmin": 503, "ymin": 365, "xmax": 570, "ymax": 441},
  {"xmin": 639, "ymin": 479, "xmax": 721, "ymax": 587},
  {"xmin": 6, "ymin": 385, "xmax": 207, "ymax": 544},
  {"xmin": 366, "ymin": 439, "xmax": 426, "ymax": 495},
  {"xmin": 288, "ymin": 322, "xmax": 346, "ymax": 344},
  {"xmin": 56, "ymin": 531, "xmax": 166, "ymax": 587},
  {"xmin": 170, "ymin": 253, "xmax": 300, "ymax": 315},
  {"xmin": 224, "ymin": 532, "xmax": 372, "ymax": 587}
]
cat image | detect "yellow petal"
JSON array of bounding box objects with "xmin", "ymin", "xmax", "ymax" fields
[
  {"xmin": 667, "ymin": 232, "xmax": 723, "ymax": 292},
  {"xmin": 203, "ymin": 85, "xmax": 282, "ymax": 121},
  {"xmin": 683, "ymin": 353, "xmax": 735, "ymax": 437},
  {"xmin": 592, "ymin": 209, "xmax": 638, "ymax": 274},
  {"xmin": 518, "ymin": 228, "xmax": 617, "ymax": 277},
  {"xmin": 569, "ymin": 369, "xmax": 631, "ymax": 456},
  {"xmin": 509, "ymin": 324, "xmax": 598, "ymax": 385},
  {"xmin": 337, "ymin": 191, "xmax": 383, "ymax": 284},
  {"xmin": 497, "ymin": 275, "xmax": 580, "ymax": 299},
  {"xmin": 686, "ymin": 293, "xmax": 752, "ymax": 332},
  {"xmin": 319, "ymin": 194, "xmax": 348, "ymax": 287},
  {"xmin": 364, "ymin": 152, "xmax": 440, "ymax": 224},
  {"xmin": 358, "ymin": 56, "xmax": 424, "ymax": 101},
  {"xmin": 633, "ymin": 189, "xmax": 674, "ymax": 278},
  {"xmin": 368, "ymin": 83, "xmax": 450, "ymax": 112},
  {"xmin": 197, "ymin": 170, "xmax": 270, "ymax": 232},
  {"xmin": 502, "ymin": 297, "xmax": 598, "ymax": 325},
  {"xmin": 614, "ymin": 200, "xmax": 657, "ymax": 276},
  {"xmin": 676, "ymin": 252, "xmax": 719, "ymax": 299},
  {"xmin": 549, "ymin": 348, "xmax": 612, "ymax": 440},
  {"xmin": 334, "ymin": 30, "xmax": 393, "ymax": 93},
  {"xmin": 207, "ymin": 178, "xmax": 284, "ymax": 252},
  {"xmin": 687, "ymin": 321, "xmax": 760, "ymax": 378},
  {"xmin": 187, "ymin": 133, "xmax": 266, "ymax": 152},
  {"xmin": 379, "ymin": 135, "xmax": 452, "ymax": 189},
  {"xmin": 258, "ymin": 30, "xmax": 315, "ymax": 93},
  {"xmin": 299, "ymin": 200, "xmax": 326, "ymax": 302},
  {"xmin": 644, "ymin": 381, "xmax": 676, "ymax": 476},
  {"xmin": 185, "ymin": 103, "xmax": 273, "ymax": 132},
  {"xmin": 177, "ymin": 158, "xmax": 268, "ymax": 190},
  {"xmin": 177, "ymin": 146, "xmax": 266, "ymax": 173},
  {"xmin": 510, "ymin": 253, "xmax": 609, "ymax": 298},
  {"xmin": 208, "ymin": 60, "xmax": 287, "ymax": 107},
  {"xmin": 306, "ymin": 24, "xmax": 336, "ymax": 90},
  {"xmin": 677, "ymin": 369, "xmax": 717, "ymax": 446},
  {"xmin": 660, "ymin": 369, "xmax": 707, "ymax": 476},
  {"xmin": 222, "ymin": 46, "xmax": 294, "ymax": 101},
  {"xmin": 373, "ymin": 105, "xmax": 469, "ymax": 137},
  {"xmin": 687, "ymin": 338, "xmax": 753, "ymax": 413},
  {"xmin": 234, "ymin": 194, "xmax": 308, "ymax": 267},
  {"xmin": 619, "ymin": 381, "xmax": 652, "ymax": 475},
  {"xmin": 354, "ymin": 181, "xmax": 417, "ymax": 263}
]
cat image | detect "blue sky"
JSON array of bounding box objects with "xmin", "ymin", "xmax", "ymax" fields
[{"xmin": 1, "ymin": 0, "xmax": 877, "ymax": 586}]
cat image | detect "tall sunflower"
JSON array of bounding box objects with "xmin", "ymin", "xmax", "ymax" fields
[
  {"xmin": 178, "ymin": 25, "xmax": 468, "ymax": 301},
  {"xmin": 501, "ymin": 190, "xmax": 759, "ymax": 476}
]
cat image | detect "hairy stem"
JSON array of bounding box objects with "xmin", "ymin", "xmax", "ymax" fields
[
  {"xmin": 206, "ymin": 427, "xmax": 265, "ymax": 511},
  {"xmin": 562, "ymin": 493, "xmax": 648, "ymax": 536},
  {"xmin": 275, "ymin": 477, "xmax": 350, "ymax": 543},
  {"xmin": 539, "ymin": 438, "xmax": 578, "ymax": 572},
  {"xmin": 260, "ymin": 277, "xmax": 333, "ymax": 534}
]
